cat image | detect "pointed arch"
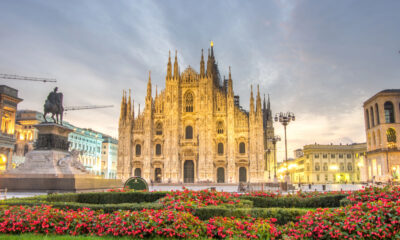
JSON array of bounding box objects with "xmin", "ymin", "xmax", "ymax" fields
[{"xmin": 184, "ymin": 91, "xmax": 194, "ymax": 112}]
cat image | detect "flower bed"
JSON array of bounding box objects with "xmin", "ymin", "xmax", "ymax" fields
[
  {"xmin": 1, "ymin": 187, "xmax": 400, "ymax": 239},
  {"xmin": 0, "ymin": 205, "xmax": 279, "ymax": 239},
  {"xmin": 159, "ymin": 189, "xmax": 243, "ymax": 211},
  {"xmin": 282, "ymin": 200, "xmax": 400, "ymax": 239}
]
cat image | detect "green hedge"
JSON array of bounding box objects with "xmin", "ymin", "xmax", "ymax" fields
[
  {"xmin": 339, "ymin": 198, "xmax": 351, "ymax": 207},
  {"xmin": 45, "ymin": 191, "xmax": 167, "ymax": 204},
  {"xmin": 240, "ymin": 194, "xmax": 348, "ymax": 208},
  {"xmin": 193, "ymin": 206, "xmax": 310, "ymax": 224},
  {"xmin": 0, "ymin": 199, "xmax": 163, "ymax": 213}
]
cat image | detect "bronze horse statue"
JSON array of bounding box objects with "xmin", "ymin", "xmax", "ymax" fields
[{"xmin": 43, "ymin": 87, "xmax": 64, "ymax": 124}]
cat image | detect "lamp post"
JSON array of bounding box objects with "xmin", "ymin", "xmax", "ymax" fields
[
  {"xmin": 268, "ymin": 135, "xmax": 281, "ymax": 181},
  {"xmin": 275, "ymin": 112, "xmax": 295, "ymax": 185}
]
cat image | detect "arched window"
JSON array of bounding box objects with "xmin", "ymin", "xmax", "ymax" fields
[
  {"xmin": 155, "ymin": 144, "xmax": 162, "ymax": 155},
  {"xmin": 135, "ymin": 144, "xmax": 141, "ymax": 156},
  {"xmin": 347, "ymin": 162, "xmax": 353, "ymax": 171},
  {"xmin": 323, "ymin": 162, "xmax": 328, "ymax": 171},
  {"xmin": 387, "ymin": 128, "xmax": 397, "ymax": 143},
  {"xmin": 216, "ymin": 121, "xmax": 224, "ymax": 134},
  {"xmin": 367, "ymin": 133, "xmax": 371, "ymax": 147},
  {"xmin": 155, "ymin": 123, "xmax": 163, "ymax": 135},
  {"xmin": 185, "ymin": 126, "xmax": 193, "ymax": 139},
  {"xmin": 340, "ymin": 162, "xmax": 345, "ymax": 171},
  {"xmin": 239, "ymin": 142, "xmax": 245, "ymax": 154},
  {"xmin": 315, "ymin": 162, "xmax": 320, "ymax": 171},
  {"xmin": 375, "ymin": 103, "xmax": 380, "ymax": 125},
  {"xmin": 384, "ymin": 101, "xmax": 395, "ymax": 123},
  {"xmin": 184, "ymin": 91, "xmax": 194, "ymax": 112},
  {"xmin": 217, "ymin": 143, "xmax": 224, "ymax": 155},
  {"xmin": 370, "ymin": 107, "xmax": 375, "ymax": 127},
  {"xmin": 365, "ymin": 109, "xmax": 370, "ymax": 129},
  {"xmin": 134, "ymin": 168, "xmax": 141, "ymax": 177}
]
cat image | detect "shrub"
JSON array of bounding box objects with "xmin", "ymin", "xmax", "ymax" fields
[
  {"xmin": 0, "ymin": 200, "xmax": 162, "ymax": 213},
  {"xmin": 241, "ymin": 194, "xmax": 347, "ymax": 208},
  {"xmin": 45, "ymin": 191, "xmax": 167, "ymax": 204},
  {"xmin": 206, "ymin": 216, "xmax": 280, "ymax": 239},
  {"xmin": 194, "ymin": 206, "xmax": 309, "ymax": 224}
]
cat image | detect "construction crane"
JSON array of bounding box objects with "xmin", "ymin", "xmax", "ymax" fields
[
  {"xmin": 64, "ymin": 105, "xmax": 114, "ymax": 111},
  {"xmin": 0, "ymin": 74, "xmax": 56, "ymax": 83}
]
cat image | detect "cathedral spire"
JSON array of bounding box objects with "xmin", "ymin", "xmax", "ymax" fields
[
  {"xmin": 167, "ymin": 50, "xmax": 172, "ymax": 79},
  {"xmin": 155, "ymin": 85, "xmax": 158, "ymax": 98},
  {"xmin": 210, "ymin": 41, "xmax": 214, "ymax": 57},
  {"xmin": 200, "ymin": 49, "xmax": 205, "ymax": 77},
  {"xmin": 120, "ymin": 90, "xmax": 126, "ymax": 120},
  {"xmin": 127, "ymin": 89, "xmax": 131, "ymax": 118},
  {"xmin": 267, "ymin": 94, "xmax": 271, "ymax": 110},
  {"xmin": 228, "ymin": 66, "xmax": 233, "ymax": 97},
  {"xmin": 138, "ymin": 103, "xmax": 141, "ymax": 115},
  {"xmin": 173, "ymin": 50, "xmax": 179, "ymax": 79},
  {"xmin": 146, "ymin": 71, "xmax": 152, "ymax": 101},
  {"xmin": 263, "ymin": 94, "xmax": 266, "ymax": 111},
  {"xmin": 256, "ymin": 85, "xmax": 261, "ymax": 114},
  {"xmin": 250, "ymin": 85, "xmax": 254, "ymax": 114}
]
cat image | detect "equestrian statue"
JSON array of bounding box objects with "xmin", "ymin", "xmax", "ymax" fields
[{"xmin": 44, "ymin": 87, "xmax": 64, "ymax": 125}]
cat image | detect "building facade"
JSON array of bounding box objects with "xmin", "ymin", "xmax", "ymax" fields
[
  {"xmin": 364, "ymin": 89, "xmax": 400, "ymax": 182},
  {"xmin": 65, "ymin": 123, "xmax": 103, "ymax": 176},
  {"xmin": 281, "ymin": 143, "xmax": 366, "ymax": 184},
  {"xmin": 0, "ymin": 85, "xmax": 22, "ymax": 172},
  {"xmin": 14, "ymin": 110, "xmax": 44, "ymax": 165},
  {"xmin": 102, "ymin": 135, "xmax": 118, "ymax": 179},
  {"xmin": 118, "ymin": 44, "xmax": 274, "ymax": 183}
]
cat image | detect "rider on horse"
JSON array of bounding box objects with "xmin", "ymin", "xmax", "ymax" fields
[{"xmin": 44, "ymin": 87, "xmax": 64, "ymax": 124}]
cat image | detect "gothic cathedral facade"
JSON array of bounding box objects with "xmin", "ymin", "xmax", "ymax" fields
[{"xmin": 117, "ymin": 44, "xmax": 275, "ymax": 183}]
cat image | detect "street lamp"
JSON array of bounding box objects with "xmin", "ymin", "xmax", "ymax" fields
[
  {"xmin": 275, "ymin": 112, "xmax": 295, "ymax": 184},
  {"xmin": 268, "ymin": 135, "xmax": 281, "ymax": 181}
]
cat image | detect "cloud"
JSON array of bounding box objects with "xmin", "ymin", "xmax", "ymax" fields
[{"xmin": 0, "ymin": 0, "xmax": 399, "ymax": 163}]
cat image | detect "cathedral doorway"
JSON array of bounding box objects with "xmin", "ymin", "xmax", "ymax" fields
[
  {"xmin": 217, "ymin": 167, "xmax": 225, "ymax": 183},
  {"xmin": 184, "ymin": 160, "xmax": 194, "ymax": 183},
  {"xmin": 134, "ymin": 168, "xmax": 141, "ymax": 177},
  {"xmin": 155, "ymin": 168, "xmax": 162, "ymax": 183},
  {"xmin": 239, "ymin": 167, "xmax": 247, "ymax": 182}
]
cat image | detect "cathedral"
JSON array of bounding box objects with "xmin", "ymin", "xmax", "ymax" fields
[{"xmin": 117, "ymin": 43, "xmax": 275, "ymax": 184}]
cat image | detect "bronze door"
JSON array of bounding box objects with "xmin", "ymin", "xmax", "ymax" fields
[
  {"xmin": 184, "ymin": 160, "xmax": 194, "ymax": 183},
  {"xmin": 155, "ymin": 168, "xmax": 162, "ymax": 183},
  {"xmin": 239, "ymin": 167, "xmax": 247, "ymax": 182},
  {"xmin": 217, "ymin": 167, "xmax": 225, "ymax": 183}
]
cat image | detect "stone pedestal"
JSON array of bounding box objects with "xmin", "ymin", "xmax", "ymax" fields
[{"xmin": 0, "ymin": 123, "xmax": 121, "ymax": 192}]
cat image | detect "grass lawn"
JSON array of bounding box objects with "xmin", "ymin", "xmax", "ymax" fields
[{"xmin": 0, "ymin": 234, "xmax": 212, "ymax": 240}]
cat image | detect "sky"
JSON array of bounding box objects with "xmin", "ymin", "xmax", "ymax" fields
[{"xmin": 0, "ymin": 0, "xmax": 400, "ymax": 162}]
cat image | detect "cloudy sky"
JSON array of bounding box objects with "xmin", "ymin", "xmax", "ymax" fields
[{"xmin": 1, "ymin": 0, "xmax": 399, "ymax": 162}]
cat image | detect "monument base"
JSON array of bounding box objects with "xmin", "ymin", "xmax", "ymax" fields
[
  {"xmin": 1, "ymin": 123, "xmax": 122, "ymax": 192},
  {"xmin": 0, "ymin": 175, "xmax": 122, "ymax": 192}
]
